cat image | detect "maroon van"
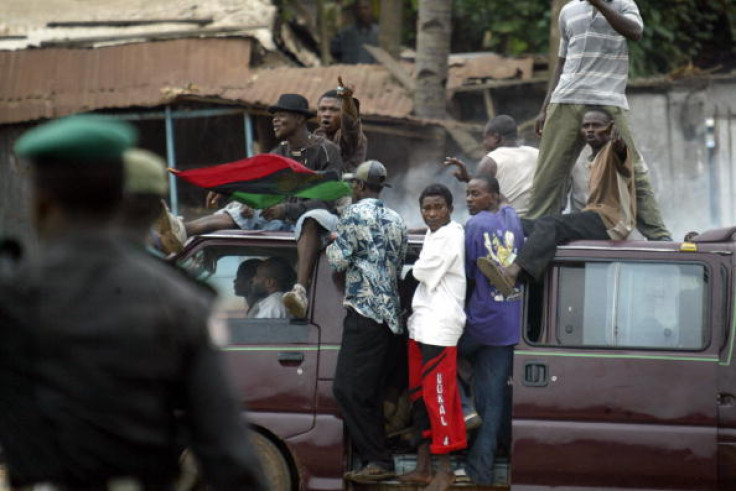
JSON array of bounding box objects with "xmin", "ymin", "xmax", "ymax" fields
[{"xmin": 176, "ymin": 226, "xmax": 736, "ymax": 490}]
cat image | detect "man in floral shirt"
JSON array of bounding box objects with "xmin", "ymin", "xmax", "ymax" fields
[{"xmin": 326, "ymin": 160, "xmax": 407, "ymax": 483}]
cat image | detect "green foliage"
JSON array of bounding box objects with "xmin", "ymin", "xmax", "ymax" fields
[
  {"xmin": 278, "ymin": 0, "xmax": 735, "ymax": 77},
  {"xmin": 447, "ymin": 0, "xmax": 551, "ymax": 55},
  {"xmin": 444, "ymin": 0, "xmax": 736, "ymax": 76},
  {"xmin": 628, "ymin": 0, "xmax": 734, "ymax": 76}
]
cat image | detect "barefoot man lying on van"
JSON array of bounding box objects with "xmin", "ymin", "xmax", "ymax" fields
[{"xmin": 478, "ymin": 107, "xmax": 636, "ymax": 295}]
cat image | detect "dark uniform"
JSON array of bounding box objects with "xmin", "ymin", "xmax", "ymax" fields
[{"xmin": 0, "ymin": 116, "xmax": 265, "ymax": 490}]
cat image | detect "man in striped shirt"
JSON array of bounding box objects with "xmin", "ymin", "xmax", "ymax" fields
[{"xmin": 528, "ymin": 0, "xmax": 671, "ymax": 241}]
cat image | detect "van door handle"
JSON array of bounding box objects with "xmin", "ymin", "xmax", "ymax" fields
[
  {"xmin": 523, "ymin": 361, "xmax": 548, "ymax": 387},
  {"xmin": 278, "ymin": 351, "xmax": 305, "ymax": 365},
  {"xmin": 718, "ymin": 393, "xmax": 735, "ymax": 406}
]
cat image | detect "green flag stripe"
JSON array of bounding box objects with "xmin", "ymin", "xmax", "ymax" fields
[
  {"xmin": 294, "ymin": 181, "xmax": 352, "ymax": 201},
  {"xmin": 230, "ymin": 192, "xmax": 284, "ymax": 209},
  {"xmin": 231, "ymin": 181, "xmax": 351, "ymax": 209}
]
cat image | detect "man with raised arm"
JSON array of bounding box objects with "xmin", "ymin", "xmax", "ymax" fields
[
  {"xmin": 528, "ymin": 0, "xmax": 671, "ymax": 241},
  {"xmin": 479, "ymin": 108, "xmax": 636, "ymax": 295}
]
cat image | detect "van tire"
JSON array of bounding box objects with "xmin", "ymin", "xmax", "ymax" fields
[{"xmin": 251, "ymin": 431, "xmax": 292, "ymax": 491}]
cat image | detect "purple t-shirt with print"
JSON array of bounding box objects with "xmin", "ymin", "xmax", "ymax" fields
[{"xmin": 464, "ymin": 206, "xmax": 525, "ymax": 346}]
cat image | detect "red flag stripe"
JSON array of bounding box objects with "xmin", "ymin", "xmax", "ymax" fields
[{"xmin": 171, "ymin": 154, "xmax": 317, "ymax": 188}]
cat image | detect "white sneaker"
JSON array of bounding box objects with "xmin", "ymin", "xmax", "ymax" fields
[{"xmin": 283, "ymin": 283, "xmax": 308, "ymax": 318}]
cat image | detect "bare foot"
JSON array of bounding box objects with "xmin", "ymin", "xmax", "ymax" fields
[
  {"xmin": 397, "ymin": 470, "xmax": 433, "ymax": 485},
  {"xmin": 425, "ymin": 470, "xmax": 455, "ymax": 491}
]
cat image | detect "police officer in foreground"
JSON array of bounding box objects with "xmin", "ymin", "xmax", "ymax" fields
[{"xmin": 0, "ymin": 115, "xmax": 265, "ymax": 490}]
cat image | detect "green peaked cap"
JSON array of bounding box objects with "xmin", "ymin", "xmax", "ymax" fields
[{"xmin": 14, "ymin": 115, "xmax": 137, "ymax": 161}]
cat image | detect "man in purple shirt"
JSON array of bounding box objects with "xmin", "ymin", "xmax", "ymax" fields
[{"xmin": 459, "ymin": 175, "xmax": 524, "ymax": 486}]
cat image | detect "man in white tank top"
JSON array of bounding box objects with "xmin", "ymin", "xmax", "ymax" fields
[{"xmin": 445, "ymin": 115, "xmax": 538, "ymax": 217}]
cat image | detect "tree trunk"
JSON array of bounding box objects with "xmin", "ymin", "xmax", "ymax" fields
[
  {"xmin": 413, "ymin": 0, "xmax": 451, "ymax": 119},
  {"xmin": 317, "ymin": 0, "xmax": 331, "ymax": 64},
  {"xmin": 379, "ymin": 0, "xmax": 403, "ymax": 59},
  {"xmin": 549, "ymin": 0, "xmax": 567, "ymax": 72}
]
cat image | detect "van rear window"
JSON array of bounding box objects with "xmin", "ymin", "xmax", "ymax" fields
[{"xmin": 554, "ymin": 262, "xmax": 708, "ymax": 350}]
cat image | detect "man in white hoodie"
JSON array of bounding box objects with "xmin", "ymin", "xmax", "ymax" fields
[{"xmin": 398, "ymin": 184, "xmax": 467, "ymax": 491}]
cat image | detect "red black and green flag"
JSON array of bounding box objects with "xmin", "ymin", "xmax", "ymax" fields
[{"xmin": 170, "ymin": 154, "xmax": 351, "ymax": 209}]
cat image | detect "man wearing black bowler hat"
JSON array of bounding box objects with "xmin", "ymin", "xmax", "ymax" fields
[{"xmin": 185, "ymin": 93, "xmax": 344, "ymax": 318}]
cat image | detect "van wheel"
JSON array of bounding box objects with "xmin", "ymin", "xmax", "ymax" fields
[{"xmin": 251, "ymin": 431, "xmax": 292, "ymax": 491}]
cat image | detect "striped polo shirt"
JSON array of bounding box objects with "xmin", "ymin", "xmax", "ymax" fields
[{"xmin": 551, "ymin": 0, "xmax": 643, "ymax": 109}]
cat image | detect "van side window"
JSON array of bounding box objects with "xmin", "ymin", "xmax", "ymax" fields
[
  {"xmin": 183, "ymin": 245, "xmax": 302, "ymax": 345},
  {"xmin": 554, "ymin": 262, "xmax": 708, "ymax": 350}
]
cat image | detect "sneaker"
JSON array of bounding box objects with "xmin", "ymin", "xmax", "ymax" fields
[
  {"xmin": 155, "ymin": 200, "xmax": 187, "ymax": 255},
  {"xmin": 346, "ymin": 463, "xmax": 395, "ymax": 483},
  {"xmin": 454, "ymin": 468, "xmax": 473, "ymax": 484},
  {"xmin": 464, "ymin": 411, "xmax": 483, "ymax": 431},
  {"xmin": 476, "ymin": 257, "xmax": 514, "ymax": 297},
  {"xmin": 283, "ymin": 283, "xmax": 308, "ymax": 318}
]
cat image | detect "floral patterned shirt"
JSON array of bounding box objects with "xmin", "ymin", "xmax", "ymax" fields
[{"xmin": 326, "ymin": 198, "xmax": 408, "ymax": 333}]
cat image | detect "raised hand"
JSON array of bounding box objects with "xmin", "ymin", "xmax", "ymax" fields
[
  {"xmin": 442, "ymin": 157, "xmax": 471, "ymax": 183},
  {"xmin": 337, "ymin": 76, "xmax": 355, "ymax": 98}
]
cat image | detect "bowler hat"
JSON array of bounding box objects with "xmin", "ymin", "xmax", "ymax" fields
[{"xmin": 268, "ymin": 94, "xmax": 315, "ymax": 118}]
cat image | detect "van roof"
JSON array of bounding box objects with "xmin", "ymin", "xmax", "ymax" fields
[{"xmin": 190, "ymin": 226, "xmax": 736, "ymax": 255}]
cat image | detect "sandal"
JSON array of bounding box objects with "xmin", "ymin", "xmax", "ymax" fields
[{"xmin": 476, "ymin": 257, "xmax": 514, "ymax": 297}]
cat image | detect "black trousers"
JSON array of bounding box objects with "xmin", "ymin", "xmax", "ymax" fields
[
  {"xmin": 518, "ymin": 211, "xmax": 609, "ymax": 281},
  {"xmin": 333, "ymin": 308, "xmax": 395, "ymax": 468}
]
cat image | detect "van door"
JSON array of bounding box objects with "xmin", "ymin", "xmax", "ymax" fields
[
  {"xmin": 183, "ymin": 240, "xmax": 318, "ymax": 438},
  {"xmin": 512, "ymin": 253, "xmax": 719, "ymax": 490}
]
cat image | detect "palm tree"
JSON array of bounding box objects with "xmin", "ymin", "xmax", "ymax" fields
[{"xmin": 413, "ymin": 0, "xmax": 452, "ymax": 119}]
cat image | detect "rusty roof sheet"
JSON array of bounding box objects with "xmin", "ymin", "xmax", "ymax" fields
[
  {"xmin": 223, "ymin": 64, "xmax": 414, "ymax": 119},
  {"xmin": 0, "ymin": 38, "xmax": 253, "ymax": 124},
  {"xmin": 0, "ymin": 37, "xmax": 534, "ymax": 125}
]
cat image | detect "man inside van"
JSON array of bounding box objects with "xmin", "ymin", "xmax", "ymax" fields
[{"xmin": 247, "ymin": 257, "xmax": 295, "ymax": 319}]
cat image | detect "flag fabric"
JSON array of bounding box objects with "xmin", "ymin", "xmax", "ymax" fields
[{"xmin": 170, "ymin": 154, "xmax": 351, "ymax": 209}]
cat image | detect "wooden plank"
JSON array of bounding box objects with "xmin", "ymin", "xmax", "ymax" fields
[
  {"xmin": 363, "ymin": 44, "xmax": 416, "ymax": 92},
  {"xmin": 47, "ymin": 18, "xmax": 213, "ymax": 28},
  {"xmin": 483, "ymin": 88, "xmax": 495, "ymax": 120}
]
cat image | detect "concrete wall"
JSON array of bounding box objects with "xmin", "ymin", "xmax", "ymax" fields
[
  {"xmin": 628, "ymin": 78, "xmax": 736, "ymax": 240},
  {"xmin": 0, "ymin": 123, "xmax": 36, "ymax": 258}
]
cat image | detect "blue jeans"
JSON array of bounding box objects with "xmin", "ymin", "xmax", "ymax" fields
[{"xmin": 459, "ymin": 335, "xmax": 513, "ymax": 485}]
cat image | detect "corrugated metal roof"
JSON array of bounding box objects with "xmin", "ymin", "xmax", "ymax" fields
[
  {"xmin": 0, "ymin": 0, "xmax": 277, "ymax": 51},
  {"xmin": 0, "ymin": 38, "xmax": 253, "ymax": 124},
  {"xmin": 0, "ymin": 37, "xmax": 535, "ymax": 125},
  {"xmin": 223, "ymin": 64, "xmax": 414, "ymax": 119}
]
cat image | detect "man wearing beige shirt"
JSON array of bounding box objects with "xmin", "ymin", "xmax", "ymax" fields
[{"xmin": 478, "ymin": 108, "xmax": 635, "ymax": 296}]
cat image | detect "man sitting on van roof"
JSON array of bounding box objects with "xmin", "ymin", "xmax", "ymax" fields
[
  {"xmin": 182, "ymin": 93, "xmax": 344, "ymax": 319},
  {"xmin": 479, "ymin": 107, "xmax": 636, "ymax": 295}
]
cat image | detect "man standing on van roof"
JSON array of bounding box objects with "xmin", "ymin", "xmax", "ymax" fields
[
  {"xmin": 480, "ymin": 108, "xmax": 635, "ymax": 295},
  {"xmin": 0, "ymin": 115, "xmax": 265, "ymax": 490},
  {"xmin": 460, "ymin": 174, "xmax": 525, "ymax": 486},
  {"xmin": 528, "ymin": 0, "xmax": 671, "ymax": 241},
  {"xmin": 327, "ymin": 160, "xmax": 408, "ymax": 483}
]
